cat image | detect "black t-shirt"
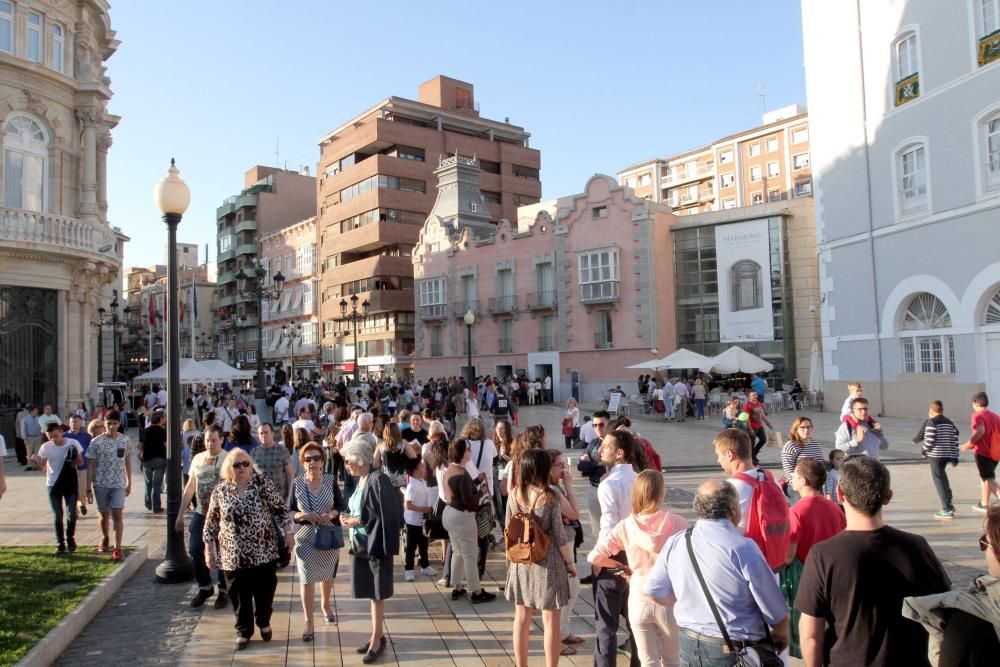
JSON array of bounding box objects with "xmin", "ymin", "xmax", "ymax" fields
[
  {"xmin": 143, "ymin": 425, "xmax": 167, "ymax": 460},
  {"xmin": 794, "ymin": 525, "xmax": 951, "ymax": 667},
  {"xmin": 401, "ymin": 426, "xmax": 428, "ymax": 445}
]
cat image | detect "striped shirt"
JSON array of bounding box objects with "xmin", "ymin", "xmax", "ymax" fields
[
  {"xmin": 914, "ymin": 415, "xmax": 960, "ymax": 460},
  {"xmin": 780, "ymin": 439, "xmax": 825, "ymax": 484}
]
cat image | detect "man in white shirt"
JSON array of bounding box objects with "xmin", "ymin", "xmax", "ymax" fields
[
  {"xmin": 664, "ymin": 379, "xmax": 677, "ymax": 422},
  {"xmin": 291, "ymin": 406, "xmax": 324, "ymax": 439},
  {"xmin": 273, "ymin": 393, "xmax": 290, "ymax": 426},
  {"xmin": 156, "ymin": 385, "xmax": 167, "ymax": 410},
  {"xmin": 579, "ymin": 416, "xmax": 596, "ymax": 447},
  {"xmin": 673, "ymin": 380, "xmax": 691, "ymax": 422},
  {"xmin": 218, "ymin": 398, "xmax": 240, "ymax": 436},
  {"xmin": 543, "ymin": 375, "xmax": 553, "ymax": 404},
  {"xmin": 592, "ymin": 430, "xmax": 641, "ymax": 667}
]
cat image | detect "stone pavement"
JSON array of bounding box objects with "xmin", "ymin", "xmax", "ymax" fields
[{"xmin": 0, "ymin": 403, "xmax": 991, "ymax": 665}]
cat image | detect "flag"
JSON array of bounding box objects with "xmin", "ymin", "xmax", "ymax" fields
[
  {"xmin": 193, "ymin": 284, "xmax": 198, "ymax": 321},
  {"xmin": 179, "ymin": 289, "xmax": 186, "ymax": 323},
  {"xmin": 148, "ymin": 292, "xmax": 156, "ymax": 326}
]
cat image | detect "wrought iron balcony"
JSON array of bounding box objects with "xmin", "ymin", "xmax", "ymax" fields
[
  {"xmin": 452, "ymin": 300, "xmax": 480, "ymax": 317},
  {"xmin": 579, "ymin": 281, "xmax": 620, "ymax": 304},
  {"xmin": 488, "ymin": 295, "xmax": 517, "ymax": 314},
  {"xmin": 526, "ymin": 291, "xmax": 556, "ymax": 310},
  {"xmin": 538, "ymin": 335, "xmax": 555, "ymax": 351},
  {"xmin": 499, "ymin": 337, "xmax": 514, "ymax": 353},
  {"xmin": 430, "ymin": 343, "xmax": 443, "ymax": 357},
  {"xmin": 420, "ymin": 304, "xmax": 448, "ymax": 320},
  {"xmin": 594, "ymin": 335, "xmax": 614, "ymax": 350}
]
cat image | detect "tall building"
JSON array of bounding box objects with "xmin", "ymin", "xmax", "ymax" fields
[
  {"xmin": 413, "ymin": 157, "xmax": 677, "ymax": 402},
  {"xmin": 802, "ymin": 0, "xmax": 1000, "ymax": 417},
  {"xmin": 618, "ymin": 106, "xmax": 812, "ymax": 214},
  {"xmin": 259, "ymin": 216, "xmax": 320, "ymax": 381},
  {"xmin": 0, "ymin": 1, "xmax": 124, "ymax": 444},
  {"xmin": 316, "ymin": 75, "xmax": 541, "ymax": 380},
  {"xmin": 214, "ymin": 166, "xmax": 315, "ymax": 369}
]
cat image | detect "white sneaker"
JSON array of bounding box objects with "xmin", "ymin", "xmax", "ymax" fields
[
  {"xmin": 404, "ymin": 570, "xmax": 415, "ymax": 582},
  {"xmin": 435, "ymin": 577, "xmax": 449, "ymax": 586},
  {"xmin": 421, "ymin": 566, "xmax": 436, "ymax": 577}
]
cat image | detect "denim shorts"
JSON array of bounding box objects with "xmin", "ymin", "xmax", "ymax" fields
[{"xmin": 94, "ymin": 486, "xmax": 126, "ymax": 511}]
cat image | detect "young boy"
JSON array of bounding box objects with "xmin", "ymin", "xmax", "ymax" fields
[
  {"xmin": 403, "ymin": 457, "xmax": 436, "ymax": 581},
  {"xmin": 840, "ymin": 382, "xmax": 863, "ymax": 418}
]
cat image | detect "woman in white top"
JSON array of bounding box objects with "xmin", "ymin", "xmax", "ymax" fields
[{"xmin": 563, "ymin": 399, "xmax": 581, "ymax": 450}]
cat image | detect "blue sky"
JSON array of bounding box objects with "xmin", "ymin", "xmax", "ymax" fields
[{"xmin": 108, "ymin": 0, "xmax": 806, "ymax": 268}]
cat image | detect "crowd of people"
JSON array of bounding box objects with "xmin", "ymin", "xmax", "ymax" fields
[{"xmin": 6, "ymin": 374, "xmax": 1000, "ymax": 666}]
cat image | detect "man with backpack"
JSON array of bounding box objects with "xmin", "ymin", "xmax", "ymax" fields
[
  {"xmin": 612, "ymin": 416, "xmax": 662, "ymax": 473},
  {"xmin": 714, "ymin": 428, "xmax": 790, "ymax": 570},
  {"xmin": 961, "ymin": 391, "xmax": 1000, "ymax": 513},
  {"xmin": 489, "ymin": 387, "xmax": 511, "ymax": 426}
]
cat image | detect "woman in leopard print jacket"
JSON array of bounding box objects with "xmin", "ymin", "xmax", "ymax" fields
[{"xmin": 204, "ymin": 448, "xmax": 293, "ymax": 650}]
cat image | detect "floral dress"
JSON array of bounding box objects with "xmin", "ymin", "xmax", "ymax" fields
[{"xmin": 504, "ymin": 492, "xmax": 570, "ymax": 610}]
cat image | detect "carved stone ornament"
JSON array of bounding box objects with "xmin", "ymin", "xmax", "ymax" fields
[{"xmin": 76, "ymin": 108, "xmax": 102, "ymax": 126}]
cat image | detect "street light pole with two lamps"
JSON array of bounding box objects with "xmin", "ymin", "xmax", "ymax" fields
[
  {"xmin": 339, "ymin": 294, "xmax": 369, "ymax": 386},
  {"xmin": 235, "ymin": 263, "xmax": 285, "ymax": 401},
  {"xmin": 282, "ymin": 322, "xmax": 302, "ymax": 383}
]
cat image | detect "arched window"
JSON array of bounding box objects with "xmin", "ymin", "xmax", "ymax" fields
[
  {"xmin": 985, "ymin": 286, "xmax": 1000, "ymax": 325},
  {"xmin": 899, "ymin": 293, "xmax": 955, "ymax": 374},
  {"xmin": 3, "ymin": 115, "xmax": 48, "ymax": 212},
  {"xmin": 731, "ymin": 260, "xmax": 762, "ymax": 312}
]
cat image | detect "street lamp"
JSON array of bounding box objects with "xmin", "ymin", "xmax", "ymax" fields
[
  {"xmin": 152, "ymin": 158, "xmax": 194, "ymax": 585},
  {"xmin": 464, "ymin": 309, "xmax": 476, "ymax": 389},
  {"xmin": 339, "ymin": 294, "xmax": 369, "ymax": 385},
  {"xmin": 282, "ymin": 322, "xmax": 302, "ymax": 383},
  {"xmin": 235, "ymin": 263, "xmax": 284, "ymax": 400}
]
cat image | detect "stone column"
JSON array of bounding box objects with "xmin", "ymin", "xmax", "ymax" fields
[
  {"xmin": 96, "ymin": 131, "xmax": 111, "ymax": 221},
  {"xmin": 76, "ymin": 109, "xmax": 100, "ymax": 226}
]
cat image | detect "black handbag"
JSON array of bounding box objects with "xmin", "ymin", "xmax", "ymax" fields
[
  {"xmin": 474, "ymin": 442, "xmax": 494, "ymax": 539},
  {"xmin": 272, "ymin": 515, "xmax": 291, "ymax": 568},
  {"xmin": 52, "ymin": 444, "xmax": 79, "ymax": 496},
  {"xmin": 349, "ymin": 529, "xmax": 371, "ymax": 560},
  {"xmin": 423, "ymin": 497, "xmax": 448, "ymax": 540},
  {"xmin": 685, "ymin": 527, "xmax": 783, "ymax": 667},
  {"xmin": 302, "ymin": 478, "xmax": 344, "ymax": 551}
]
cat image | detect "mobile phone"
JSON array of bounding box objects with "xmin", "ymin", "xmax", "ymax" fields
[{"xmin": 605, "ymin": 567, "xmax": 629, "ymax": 577}]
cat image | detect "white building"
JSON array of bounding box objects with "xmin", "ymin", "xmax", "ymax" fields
[
  {"xmin": 0, "ymin": 1, "xmax": 124, "ymax": 442},
  {"xmin": 802, "ymin": 0, "xmax": 1000, "ymax": 416}
]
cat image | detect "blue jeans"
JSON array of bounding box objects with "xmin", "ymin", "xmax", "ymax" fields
[
  {"xmin": 679, "ymin": 633, "xmax": 738, "ymax": 666},
  {"xmin": 49, "ymin": 486, "xmax": 78, "ymax": 546},
  {"xmin": 929, "ymin": 457, "xmax": 956, "ymax": 512},
  {"xmin": 142, "ymin": 458, "xmax": 166, "ymax": 511},
  {"xmin": 695, "ymin": 399, "xmax": 706, "ymax": 418},
  {"xmin": 188, "ymin": 512, "xmax": 226, "ymax": 590}
]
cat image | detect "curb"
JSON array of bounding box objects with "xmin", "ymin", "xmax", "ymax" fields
[{"xmin": 16, "ymin": 545, "xmax": 149, "ymax": 667}]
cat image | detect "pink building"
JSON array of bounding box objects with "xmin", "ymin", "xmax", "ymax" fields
[{"xmin": 413, "ymin": 157, "xmax": 678, "ymax": 402}]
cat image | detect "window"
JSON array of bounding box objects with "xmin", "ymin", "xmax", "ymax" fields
[
  {"xmin": 3, "ymin": 116, "xmax": 48, "ymax": 212},
  {"xmin": 595, "ymin": 310, "xmax": 613, "ymax": 348},
  {"xmin": 794, "ymin": 180, "xmax": 813, "ymax": 197},
  {"xmin": 625, "ymin": 176, "xmax": 636, "ymax": 188},
  {"xmin": 302, "ymin": 283, "xmax": 314, "ymax": 313},
  {"xmin": 578, "ymin": 248, "xmax": 620, "ymax": 302},
  {"xmin": 894, "ymin": 32, "xmax": 921, "ymax": 105},
  {"xmin": 719, "ymin": 150, "xmax": 733, "ymax": 164},
  {"xmin": 768, "ymin": 188, "xmax": 782, "ymax": 202},
  {"xmin": 50, "ymin": 23, "xmax": 63, "ymax": 72},
  {"xmin": 0, "ymin": 1, "xmax": 11, "ymax": 53},
  {"xmin": 791, "ymin": 128, "xmax": 809, "ymax": 144},
  {"xmin": 720, "ymin": 173, "xmax": 735, "ymax": 188},
  {"xmin": 723, "ymin": 198, "xmax": 736, "ymax": 209},
  {"xmin": 766, "ymin": 137, "xmax": 779, "ymax": 153},
  {"xmin": 592, "ymin": 205, "xmax": 608, "ymax": 219},
  {"xmin": 792, "ymin": 153, "xmax": 810, "ymax": 170},
  {"xmin": 389, "ymin": 145, "xmax": 424, "ymax": 161},
  {"xmin": 748, "ymin": 142, "xmax": 760, "ymax": 157},
  {"xmin": 638, "ymin": 172, "xmax": 651, "ymax": 187},
  {"xmin": 984, "ymin": 0, "xmax": 1000, "ymax": 36},
  {"xmin": 751, "ymin": 192, "xmax": 764, "ymax": 205},
  {"xmin": 898, "ymin": 143, "xmax": 928, "ymax": 214},
  {"xmin": 479, "ymin": 159, "xmax": 501, "ymax": 174},
  {"xmin": 499, "ymin": 318, "xmax": 514, "ymax": 353},
  {"xmin": 982, "ymin": 112, "xmax": 1000, "ymax": 193},
  {"xmin": 767, "ymin": 161, "xmax": 780, "ymax": 178},
  {"xmin": 985, "ymin": 286, "xmax": 1000, "ymax": 324},
  {"xmin": 900, "ymin": 293, "xmax": 954, "ymax": 374},
  {"xmin": 297, "ymin": 243, "xmax": 315, "ymax": 274},
  {"xmin": 731, "ymin": 260, "xmax": 763, "ymax": 311},
  {"xmin": 430, "ymin": 325, "xmax": 443, "ymax": 357},
  {"xmin": 512, "ymin": 164, "xmax": 539, "ymax": 180},
  {"xmin": 750, "ymin": 166, "xmax": 762, "ymax": 182},
  {"xmin": 27, "ymin": 12, "xmax": 41, "ymax": 62},
  {"xmin": 418, "ymin": 278, "xmax": 445, "ymax": 306}
]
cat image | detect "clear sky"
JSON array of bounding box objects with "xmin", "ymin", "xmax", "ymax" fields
[{"xmin": 108, "ymin": 0, "xmax": 806, "ymax": 269}]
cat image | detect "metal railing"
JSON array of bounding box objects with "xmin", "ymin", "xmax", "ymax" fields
[
  {"xmin": 538, "ymin": 335, "xmax": 555, "ymax": 351},
  {"xmin": 420, "ymin": 304, "xmax": 448, "ymax": 320},
  {"xmin": 579, "ymin": 281, "xmax": 620, "ymax": 304},
  {"xmin": 594, "ymin": 335, "xmax": 614, "ymax": 349},
  {"xmin": 452, "ymin": 300, "xmax": 480, "ymax": 317},
  {"xmin": 430, "ymin": 343, "xmax": 443, "ymax": 357},
  {"xmin": 499, "ymin": 337, "xmax": 514, "ymax": 353},
  {"xmin": 488, "ymin": 295, "xmax": 517, "ymax": 314},
  {"xmin": 527, "ymin": 291, "xmax": 556, "ymax": 310}
]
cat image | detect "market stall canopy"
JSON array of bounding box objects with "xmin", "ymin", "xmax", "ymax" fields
[
  {"xmin": 134, "ymin": 358, "xmax": 232, "ymax": 384},
  {"xmin": 198, "ymin": 359, "xmax": 256, "ymax": 381},
  {"xmin": 657, "ymin": 348, "xmax": 715, "ymax": 372},
  {"xmin": 709, "ymin": 346, "xmax": 774, "ymax": 374},
  {"xmin": 626, "ymin": 357, "xmax": 669, "ymax": 370}
]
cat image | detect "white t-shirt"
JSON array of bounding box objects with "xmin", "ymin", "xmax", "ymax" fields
[
  {"xmin": 403, "ymin": 477, "xmax": 433, "ymax": 526},
  {"xmin": 466, "ymin": 439, "xmax": 497, "ymax": 495},
  {"xmin": 292, "ymin": 419, "xmax": 317, "ymax": 433},
  {"xmin": 157, "ymin": 389, "xmax": 167, "ymax": 407},
  {"xmin": 274, "ymin": 396, "xmax": 290, "ymax": 421},
  {"xmin": 579, "ymin": 421, "xmax": 597, "ymax": 444},
  {"xmin": 0, "ymin": 434, "xmax": 7, "ymax": 456},
  {"xmin": 37, "ymin": 439, "xmax": 83, "ymax": 487}
]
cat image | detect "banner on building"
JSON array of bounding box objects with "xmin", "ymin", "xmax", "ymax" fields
[{"xmin": 715, "ymin": 219, "xmax": 774, "ymax": 343}]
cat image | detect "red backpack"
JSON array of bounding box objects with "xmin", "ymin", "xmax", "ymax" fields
[
  {"xmin": 732, "ymin": 468, "xmax": 790, "ymax": 570},
  {"xmin": 636, "ymin": 436, "xmax": 663, "ymax": 472}
]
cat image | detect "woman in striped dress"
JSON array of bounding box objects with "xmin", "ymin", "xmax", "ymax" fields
[
  {"xmin": 290, "ymin": 442, "xmax": 346, "ymax": 642},
  {"xmin": 780, "ymin": 416, "xmax": 825, "ymax": 502}
]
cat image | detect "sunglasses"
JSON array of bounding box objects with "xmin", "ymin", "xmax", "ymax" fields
[
  {"xmin": 304, "ymin": 454, "xmax": 323, "ymax": 463},
  {"xmin": 232, "ymin": 461, "xmax": 251, "ymax": 470},
  {"xmin": 980, "ymin": 534, "xmax": 994, "ymax": 552}
]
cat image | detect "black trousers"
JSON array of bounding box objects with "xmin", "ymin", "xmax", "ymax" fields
[
  {"xmin": 592, "ymin": 568, "xmax": 639, "ymax": 667},
  {"xmin": 224, "ymin": 563, "xmax": 277, "ymax": 639},
  {"xmin": 14, "ymin": 437, "xmax": 27, "ymax": 465},
  {"xmin": 404, "ymin": 523, "xmax": 429, "ymax": 570},
  {"xmin": 751, "ymin": 426, "xmax": 767, "ymax": 462}
]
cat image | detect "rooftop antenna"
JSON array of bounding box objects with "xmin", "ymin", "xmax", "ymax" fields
[
  {"xmin": 275, "ymin": 136, "xmax": 279, "ymax": 168},
  {"xmin": 758, "ymin": 83, "xmax": 767, "ymax": 115}
]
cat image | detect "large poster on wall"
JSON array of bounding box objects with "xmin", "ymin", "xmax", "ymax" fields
[{"xmin": 715, "ymin": 219, "xmax": 774, "ymax": 343}]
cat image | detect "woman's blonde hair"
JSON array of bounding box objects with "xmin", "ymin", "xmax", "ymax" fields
[
  {"xmin": 181, "ymin": 418, "xmax": 196, "ymax": 432},
  {"xmin": 86, "ymin": 419, "xmax": 104, "ymax": 437},
  {"xmin": 459, "ymin": 417, "xmax": 485, "ymax": 441},
  {"xmin": 788, "ymin": 416, "xmax": 813, "ymax": 446},
  {"xmin": 427, "ymin": 420, "xmax": 448, "ymax": 442},
  {"xmin": 382, "ymin": 421, "xmax": 402, "ymax": 448},
  {"xmin": 631, "ymin": 470, "xmax": 665, "ymax": 515},
  {"xmin": 219, "ymin": 449, "xmax": 253, "ymax": 482}
]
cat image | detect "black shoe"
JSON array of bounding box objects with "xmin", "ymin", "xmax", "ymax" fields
[
  {"xmin": 190, "ymin": 588, "xmax": 213, "ymax": 608},
  {"xmin": 471, "ymin": 590, "xmax": 497, "ymax": 603},
  {"xmin": 54, "ymin": 543, "xmax": 66, "ymax": 555},
  {"xmin": 362, "ymin": 637, "xmax": 386, "ymax": 664},
  {"xmin": 260, "ymin": 627, "xmax": 272, "ymax": 642},
  {"xmin": 618, "ymin": 639, "xmax": 631, "ymax": 653},
  {"xmin": 214, "ymin": 590, "xmax": 229, "ymax": 609},
  {"xmin": 153, "ymin": 508, "xmax": 165, "ymax": 514},
  {"xmin": 579, "ymin": 574, "xmax": 594, "ymax": 585},
  {"xmin": 67, "ymin": 538, "xmax": 77, "ymax": 552},
  {"xmin": 235, "ymin": 637, "xmax": 249, "ymax": 651},
  {"xmin": 79, "ymin": 504, "xmax": 87, "ymax": 516},
  {"xmin": 451, "ymin": 588, "xmax": 467, "ymax": 600}
]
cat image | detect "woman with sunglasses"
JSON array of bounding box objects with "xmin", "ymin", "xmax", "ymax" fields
[
  {"xmin": 904, "ymin": 505, "xmax": 1000, "ymax": 665},
  {"xmin": 290, "ymin": 442, "xmax": 346, "ymax": 642},
  {"xmin": 203, "ymin": 449, "xmax": 293, "ymax": 651},
  {"xmin": 781, "ymin": 416, "xmax": 825, "ymax": 502}
]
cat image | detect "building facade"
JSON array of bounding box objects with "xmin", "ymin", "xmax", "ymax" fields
[
  {"xmin": 618, "ymin": 106, "xmax": 812, "ymax": 215},
  {"xmin": 802, "ymin": 0, "xmax": 1000, "ymax": 416},
  {"xmin": 259, "ymin": 216, "xmax": 320, "ymax": 382},
  {"xmin": 0, "ymin": 0, "xmax": 124, "ymax": 445},
  {"xmin": 316, "ymin": 75, "xmax": 542, "ymax": 380},
  {"xmin": 214, "ymin": 166, "xmax": 315, "ymax": 369},
  {"xmin": 413, "ymin": 157, "xmax": 678, "ymax": 403}
]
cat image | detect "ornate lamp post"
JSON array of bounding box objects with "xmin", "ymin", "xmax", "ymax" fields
[
  {"xmin": 339, "ymin": 294, "xmax": 369, "ymax": 386},
  {"xmin": 235, "ymin": 263, "xmax": 284, "ymax": 400},
  {"xmin": 152, "ymin": 159, "xmax": 194, "ymax": 584},
  {"xmin": 464, "ymin": 309, "xmax": 476, "ymax": 389},
  {"xmin": 282, "ymin": 322, "xmax": 302, "ymax": 383}
]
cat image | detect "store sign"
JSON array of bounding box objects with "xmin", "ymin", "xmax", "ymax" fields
[{"xmin": 715, "ymin": 219, "xmax": 774, "ymax": 343}]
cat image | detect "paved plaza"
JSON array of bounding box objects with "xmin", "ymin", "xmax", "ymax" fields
[{"xmin": 1, "ymin": 403, "xmax": 990, "ymax": 665}]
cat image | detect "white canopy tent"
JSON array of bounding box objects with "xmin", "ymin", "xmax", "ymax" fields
[
  {"xmin": 626, "ymin": 358, "xmax": 669, "ymax": 370},
  {"xmin": 134, "ymin": 358, "xmax": 231, "ymax": 384},
  {"xmin": 657, "ymin": 348, "xmax": 715, "ymax": 372},
  {"xmin": 199, "ymin": 359, "xmax": 256, "ymax": 381},
  {"xmin": 708, "ymin": 346, "xmax": 774, "ymax": 374}
]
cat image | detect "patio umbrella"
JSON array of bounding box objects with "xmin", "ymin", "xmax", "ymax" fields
[
  {"xmin": 709, "ymin": 346, "xmax": 774, "ymax": 374},
  {"xmin": 658, "ymin": 348, "xmax": 715, "ymax": 372},
  {"xmin": 808, "ymin": 341, "xmax": 824, "ymax": 393}
]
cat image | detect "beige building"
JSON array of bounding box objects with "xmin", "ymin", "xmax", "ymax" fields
[
  {"xmin": 316, "ymin": 75, "xmax": 542, "ymax": 379},
  {"xmin": 619, "ymin": 105, "xmax": 812, "ymax": 214},
  {"xmin": 259, "ymin": 217, "xmax": 320, "ymax": 381},
  {"xmin": 214, "ymin": 166, "xmax": 315, "ymax": 369},
  {"xmin": 0, "ymin": 1, "xmax": 124, "ymax": 443}
]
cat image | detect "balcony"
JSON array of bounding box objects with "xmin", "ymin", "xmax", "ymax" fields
[
  {"xmin": 0, "ymin": 207, "xmax": 122, "ymax": 262},
  {"xmin": 580, "ymin": 281, "xmax": 620, "ymax": 304},
  {"xmin": 526, "ymin": 291, "xmax": 556, "ymax": 310},
  {"xmin": 662, "ymin": 163, "xmax": 714, "ymax": 185},
  {"xmin": 488, "ymin": 295, "xmax": 517, "ymax": 314},
  {"xmin": 452, "ymin": 300, "xmax": 480, "ymax": 317},
  {"xmin": 216, "ymin": 294, "xmax": 237, "ymax": 309},
  {"xmin": 237, "ymin": 315, "xmax": 259, "ymax": 329},
  {"xmin": 217, "ymin": 270, "xmax": 237, "ymax": 286},
  {"xmin": 594, "ymin": 335, "xmax": 614, "ymax": 350},
  {"xmin": 236, "ymin": 242, "xmax": 257, "ymax": 257},
  {"xmin": 234, "ymin": 218, "xmax": 257, "ymax": 235},
  {"xmin": 499, "ymin": 337, "xmax": 514, "ymax": 353},
  {"xmin": 236, "ymin": 193, "xmax": 259, "ymax": 209},
  {"xmin": 430, "ymin": 343, "xmax": 443, "ymax": 357},
  {"xmin": 419, "ymin": 304, "xmax": 448, "ymax": 320},
  {"xmin": 218, "ymin": 246, "xmax": 235, "ymax": 263},
  {"xmin": 538, "ymin": 335, "xmax": 555, "ymax": 351}
]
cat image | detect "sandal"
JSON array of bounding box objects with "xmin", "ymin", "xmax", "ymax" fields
[
  {"xmin": 563, "ymin": 635, "xmax": 585, "ymax": 645},
  {"xmin": 560, "ymin": 645, "xmax": 577, "ymax": 656}
]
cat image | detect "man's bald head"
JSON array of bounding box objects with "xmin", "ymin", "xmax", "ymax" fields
[
  {"xmin": 693, "ymin": 479, "xmax": 740, "ymax": 523},
  {"xmin": 357, "ymin": 412, "xmax": 373, "ymax": 432}
]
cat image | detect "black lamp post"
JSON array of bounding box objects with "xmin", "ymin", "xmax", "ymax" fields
[
  {"xmin": 153, "ymin": 159, "xmax": 194, "ymax": 584},
  {"xmin": 235, "ymin": 263, "xmax": 284, "ymax": 399},
  {"xmin": 339, "ymin": 294, "xmax": 369, "ymax": 385},
  {"xmin": 464, "ymin": 309, "xmax": 476, "ymax": 389},
  {"xmin": 282, "ymin": 322, "xmax": 302, "ymax": 383}
]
